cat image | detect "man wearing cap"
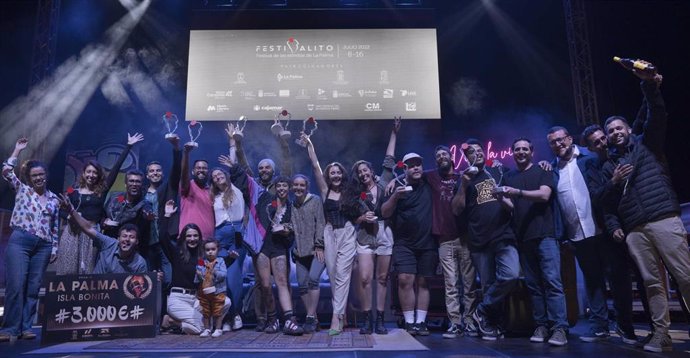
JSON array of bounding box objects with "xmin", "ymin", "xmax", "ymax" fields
[
  {"xmin": 451, "ymin": 139, "xmax": 519, "ymax": 341},
  {"xmin": 381, "ymin": 152, "xmax": 437, "ymax": 336}
]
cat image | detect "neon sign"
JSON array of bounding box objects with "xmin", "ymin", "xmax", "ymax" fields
[{"xmin": 449, "ymin": 141, "xmax": 514, "ymax": 170}]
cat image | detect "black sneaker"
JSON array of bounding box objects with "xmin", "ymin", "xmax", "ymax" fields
[
  {"xmin": 303, "ymin": 316, "xmax": 317, "ymax": 334},
  {"xmin": 405, "ymin": 322, "xmax": 418, "ymax": 336},
  {"xmin": 471, "ymin": 310, "xmax": 494, "ymax": 337},
  {"xmin": 443, "ymin": 323, "xmax": 462, "ymax": 339},
  {"xmin": 615, "ymin": 325, "xmax": 638, "ymax": 345},
  {"xmin": 255, "ymin": 318, "xmax": 267, "ymax": 332},
  {"xmin": 463, "ymin": 319, "xmax": 480, "ymax": 337},
  {"xmin": 579, "ymin": 327, "xmax": 610, "ymax": 342},
  {"xmin": 416, "ymin": 322, "xmax": 430, "ymax": 336}
]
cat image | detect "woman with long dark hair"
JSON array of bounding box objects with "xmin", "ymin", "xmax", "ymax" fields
[
  {"xmin": 159, "ymin": 200, "xmax": 230, "ymax": 335},
  {"xmin": 0, "ymin": 138, "xmax": 60, "ymax": 342},
  {"xmin": 301, "ymin": 134, "xmax": 358, "ymax": 336},
  {"xmin": 55, "ymin": 133, "xmax": 143, "ymax": 275}
]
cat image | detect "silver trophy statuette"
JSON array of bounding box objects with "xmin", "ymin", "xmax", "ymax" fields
[
  {"xmin": 271, "ymin": 109, "xmax": 292, "ymax": 139},
  {"xmin": 394, "ymin": 161, "xmax": 413, "ymax": 192},
  {"xmin": 163, "ymin": 111, "xmax": 179, "ymax": 139},
  {"xmin": 187, "ymin": 120, "xmax": 203, "ymax": 147},
  {"xmin": 233, "ymin": 115, "xmax": 248, "ymax": 141},
  {"xmin": 295, "ymin": 117, "xmax": 318, "ymax": 147}
]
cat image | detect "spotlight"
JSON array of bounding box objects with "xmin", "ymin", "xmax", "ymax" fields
[{"xmin": 395, "ymin": 0, "xmax": 421, "ymax": 6}]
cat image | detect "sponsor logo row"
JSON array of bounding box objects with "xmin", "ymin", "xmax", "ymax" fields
[
  {"xmin": 205, "ymin": 89, "xmax": 417, "ymax": 100},
  {"xmin": 205, "ymin": 102, "xmax": 417, "ymax": 113}
]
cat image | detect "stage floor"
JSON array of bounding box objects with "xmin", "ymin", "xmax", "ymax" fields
[{"xmin": 5, "ymin": 321, "xmax": 690, "ymax": 357}]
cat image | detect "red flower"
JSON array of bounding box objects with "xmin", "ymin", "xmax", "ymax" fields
[
  {"xmin": 307, "ymin": 117, "xmax": 315, "ymax": 124},
  {"xmin": 396, "ymin": 160, "xmax": 405, "ymax": 169},
  {"xmin": 165, "ymin": 111, "xmax": 172, "ymax": 118},
  {"xmin": 117, "ymin": 195, "xmax": 125, "ymax": 203},
  {"xmin": 486, "ymin": 159, "xmax": 494, "ymax": 167},
  {"xmin": 461, "ymin": 143, "xmax": 469, "ymax": 151},
  {"xmin": 281, "ymin": 109, "xmax": 288, "ymax": 116},
  {"xmin": 360, "ymin": 192, "xmax": 368, "ymax": 200},
  {"xmin": 190, "ymin": 120, "xmax": 198, "ymax": 126},
  {"xmin": 198, "ymin": 259, "xmax": 205, "ymax": 266},
  {"xmin": 288, "ymin": 37, "xmax": 294, "ymax": 43},
  {"xmin": 66, "ymin": 186, "xmax": 74, "ymax": 194},
  {"xmin": 271, "ymin": 200, "xmax": 278, "ymax": 208}
]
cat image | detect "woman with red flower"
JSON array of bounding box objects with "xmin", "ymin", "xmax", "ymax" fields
[
  {"xmin": 55, "ymin": 132, "xmax": 144, "ymax": 275},
  {"xmin": 299, "ymin": 132, "xmax": 359, "ymax": 336},
  {"xmin": 350, "ymin": 118, "xmax": 400, "ymax": 335}
]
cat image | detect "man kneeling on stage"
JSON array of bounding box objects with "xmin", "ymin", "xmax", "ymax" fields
[{"xmin": 60, "ymin": 194, "xmax": 148, "ymax": 274}]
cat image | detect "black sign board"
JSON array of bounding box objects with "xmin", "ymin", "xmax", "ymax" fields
[{"xmin": 41, "ymin": 273, "xmax": 161, "ymax": 345}]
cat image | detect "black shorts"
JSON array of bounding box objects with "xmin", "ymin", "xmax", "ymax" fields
[
  {"xmin": 260, "ymin": 233, "xmax": 291, "ymax": 259},
  {"xmin": 392, "ymin": 245, "xmax": 438, "ymax": 276}
]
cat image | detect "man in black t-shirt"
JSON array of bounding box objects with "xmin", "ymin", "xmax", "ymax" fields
[
  {"xmin": 381, "ymin": 153, "xmax": 437, "ymax": 336},
  {"xmin": 501, "ymin": 138, "xmax": 568, "ymax": 346},
  {"xmin": 451, "ymin": 139, "xmax": 519, "ymax": 341}
]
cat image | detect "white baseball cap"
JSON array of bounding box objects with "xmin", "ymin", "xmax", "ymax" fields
[{"xmin": 402, "ymin": 152, "xmax": 423, "ymax": 163}]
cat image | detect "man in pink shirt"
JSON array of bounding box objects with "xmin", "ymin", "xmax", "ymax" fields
[{"xmin": 179, "ymin": 143, "xmax": 214, "ymax": 240}]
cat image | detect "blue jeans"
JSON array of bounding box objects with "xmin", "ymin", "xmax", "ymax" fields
[
  {"xmin": 1, "ymin": 230, "xmax": 52, "ymax": 335},
  {"xmin": 573, "ymin": 235, "xmax": 609, "ymax": 330},
  {"xmin": 471, "ymin": 239, "xmax": 520, "ymax": 322},
  {"xmin": 519, "ymin": 237, "xmax": 568, "ymax": 329},
  {"xmin": 215, "ymin": 221, "xmax": 247, "ymax": 317}
]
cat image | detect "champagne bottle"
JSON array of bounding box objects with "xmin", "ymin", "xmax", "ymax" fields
[{"xmin": 613, "ymin": 56, "xmax": 656, "ymax": 74}]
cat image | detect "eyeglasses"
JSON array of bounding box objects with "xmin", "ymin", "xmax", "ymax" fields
[{"xmin": 548, "ymin": 136, "xmax": 571, "ymax": 146}]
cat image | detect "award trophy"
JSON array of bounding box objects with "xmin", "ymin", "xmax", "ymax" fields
[
  {"xmin": 271, "ymin": 109, "xmax": 292, "ymax": 139},
  {"xmin": 267, "ymin": 200, "xmax": 290, "ymax": 233},
  {"xmin": 163, "ymin": 111, "xmax": 179, "ymax": 139},
  {"xmin": 394, "ymin": 161, "xmax": 413, "ymax": 192},
  {"xmin": 187, "ymin": 120, "xmax": 203, "ymax": 147},
  {"xmin": 295, "ymin": 116, "xmax": 318, "ymax": 147},
  {"xmin": 233, "ymin": 115, "xmax": 248, "ymax": 141},
  {"xmin": 461, "ymin": 143, "xmax": 479, "ymax": 175}
]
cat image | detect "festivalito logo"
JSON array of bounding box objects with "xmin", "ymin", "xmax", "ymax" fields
[{"xmin": 123, "ymin": 275, "xmax": 153, "ymax": 300}]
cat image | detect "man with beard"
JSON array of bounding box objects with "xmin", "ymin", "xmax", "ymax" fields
[
  {"xmin": 62, "ymin": 196, "xmax": 147, "ymax": 274},
  {"xmin": 580, "ymin": 125, "xmax": 639, "ymax": 345},
  {"xmin": 451, "ymin": 139, "xmax": 518, "ymax": 341},
  {"xmin": 179, "ymin": 144, "xmax": 214, "ymax": 240},
  {"xmin": 425, "ymin": 145, "xmax": 479, "ymax": 338},
  {"xmin": 102, "ymin": 169, "xmax": 155, "ymax": 251},
  {"xmin": 381, "ymin": 153, "xmax": 436, "ymax": 336},
  {"xmin": 499, "ymin": 138, "xmax": 568, "ymax": 346},
  {"xmin": 143, "ymin": 135, "xmax": 181, "ymax": 283},
  {"xmin": 600, "ymin": 66, "xmax": 690, "ymax": 353}
]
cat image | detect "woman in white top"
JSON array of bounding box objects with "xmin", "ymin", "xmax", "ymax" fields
[{"xmin": 210, "ymin": 167, "xmax": 247, "ymax": 331}]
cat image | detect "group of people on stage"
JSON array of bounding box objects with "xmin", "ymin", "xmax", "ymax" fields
[{"xmin": 1, "ymin": 62, "xmax": 689, "ymax": 353}]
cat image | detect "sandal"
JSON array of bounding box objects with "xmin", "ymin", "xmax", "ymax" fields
[{"xmin": 283, "ymin": 317, "xmax": 304, "ymax": 336}]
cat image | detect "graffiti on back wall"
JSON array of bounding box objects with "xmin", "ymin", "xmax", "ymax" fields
[{"xmin": 63, "ymin": 144, "xmax": 139, "ymax": 193}]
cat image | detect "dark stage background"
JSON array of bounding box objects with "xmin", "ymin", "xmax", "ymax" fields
[{"xmin": 0, "ymin": 0, "xmax": 688, "ymax": 209}]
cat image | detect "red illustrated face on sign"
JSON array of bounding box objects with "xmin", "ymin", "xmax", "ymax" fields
[
  {"xmin": 396, "ymin": 161, "xmax": 404, "ymax": 169},
  {"xmin": 307, "ymin": 117, "xmax": 315, "ymax": 124},
  {"xmin": 281, "ymin": 110, "xmax": 288, "ymax": 116}
]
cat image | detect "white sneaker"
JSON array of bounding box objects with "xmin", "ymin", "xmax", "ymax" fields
[
  {"xmin": 233, "ymin": 315, "xmax": 244, "ymax": 330},
  {"xmin": 212, "ymin": 329, "xmax": 223, "ymax": 338},
  {"xmin": 199, "ymin": 329, "xmax": 211, "ymax": 337},
  {"xmin": 222, "ymin": 323, "xmax": 232, "ymax": 332}
]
